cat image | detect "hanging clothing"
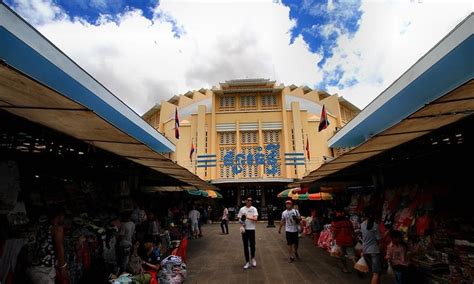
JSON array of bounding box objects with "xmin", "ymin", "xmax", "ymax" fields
[{"xmin": 33, "ymin": 224, "xmax": 55, "ymax": 267}]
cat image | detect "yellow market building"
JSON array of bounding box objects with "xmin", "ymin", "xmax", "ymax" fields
[{"xmin": 143, "ymin": 79, "xmax": 359, "ymax": 207}]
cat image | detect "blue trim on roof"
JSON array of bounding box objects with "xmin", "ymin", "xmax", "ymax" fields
[
  {"xmin": 331, "ymin": 35, "xmax": 474, "ymax": 148},
  {"xmin": 285, "ymin": 157, "xmax": 306, "ymax": 161},
  {"xmin": 0, "ymin": 25, "xmax": 175, "ymax": 153},
  {"xmin": 197, "ymin": 154, "xmax": 216, "ymax": 158},
  {"xmin": 197, "ymin": 164, "xmax": 216, "ymax": 168},
  {"xmin": 197, "ymin": 160, "xmax": 217, "ymax": 164},
  {"xmin": 285, "ymin": 162, "xmax": 306, "ymax": 166},
  {"xmin": 285, "ymin": 152, "xmax": 305, "ymax": 156}
]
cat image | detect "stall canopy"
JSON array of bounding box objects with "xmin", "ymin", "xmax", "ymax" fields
[
  {"xmin": 0, "ymin": 4, "xmax": 216, "ymax": 190},
  {"xmin": 290, "ymin": 13, "xmax": 474, "ymax": 187}
]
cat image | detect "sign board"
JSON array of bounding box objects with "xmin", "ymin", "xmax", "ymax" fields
[{"xmin": 223, "ymin": 143, "xmax": 280, "ymax": 175}]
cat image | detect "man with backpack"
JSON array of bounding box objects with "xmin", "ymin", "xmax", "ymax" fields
[{"xmin": 279, "ymin": 200, "xmax": 301, "ymax": 262}]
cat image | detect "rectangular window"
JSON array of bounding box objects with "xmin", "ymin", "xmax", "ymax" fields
[
  {"xmin": 263, "ymin": 130, "xmax": 281, "ymax": 177},
  {"xmin": 261, "ymin": 94, "xmax": 278, "ymax": 110},
  {"xmin": 219, "ymin": 96, "xmax": 236, "ymax": 111},
  {"xmin": 240, "ymin": 95, "xmax": 257, "ymax": 111},
  {"xmin": 240, "ymin": 131, "xmax": 259, "ymax": 178},
  {"xmin": 218, "ymin": 132, "xmax": 236, "ymax": 178}
]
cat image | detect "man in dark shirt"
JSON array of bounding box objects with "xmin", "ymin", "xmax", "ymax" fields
[{"xmin": 139, "ymin": 236, "xmax": 160, "ymax": 284}]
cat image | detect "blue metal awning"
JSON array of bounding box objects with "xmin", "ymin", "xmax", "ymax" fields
[
  {"xmin": 329, "ymin": 13, "xmax": 474, "ymax": 148},
  {"xmin": 0, "ymin": 3, "xmax": 174, "ymax": 153},
  {"xmin": 290, "ymin": 13, "xmax": 474, "ymax": 187},
  {"xmin": 0, "ymin": 4, "xmax": 217, "ymax": 189}
]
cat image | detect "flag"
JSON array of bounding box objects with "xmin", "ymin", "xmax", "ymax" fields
[
  {"xmin": 174, "ymin": 108, "xmax": 180, "ymax": 139},
  {"xmin": 305, "ymin": 136, "xmax": 310, "ymax": 160},
  {"xmin": 318, "ymin": 105, "xmax": 330, "ymax": 132},
  {"xmin": 189, "ymin": 140, "xmax": 195, "ymax": 161}
]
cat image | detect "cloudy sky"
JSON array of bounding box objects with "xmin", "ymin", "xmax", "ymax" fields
[{"xmin": 5, "ymin": 0, "xmax": 472, "ymax": 114}]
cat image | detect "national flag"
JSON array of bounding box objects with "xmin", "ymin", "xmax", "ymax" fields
[
  {"xmin": 318, "ymin": 105, "xmax": 330, "ymax": 132},
  {"xmin": 305, "ymin": 136, "xmax": 310, "ymax": 160},
  {"xmin": 189, "ymin": 140, "xmax": 195, "ymax": 161},
  {"xmin": 174, "ymin": 108, "xmax": 180, "ymax": 139}
]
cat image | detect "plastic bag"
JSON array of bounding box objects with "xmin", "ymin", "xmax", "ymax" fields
[
  {"xmin": 354, "ymin": 256, "xmax": 369, "ymax": 273},
  {"xmin": 330, "ymin": 243, "xmax": 342, "ymax": 257},
  {"xmin": 387, "ymin": 264, "xmax": 394, "ymax": 276},
  {"xmin": 355, "ymin": 242, "xmax": 363, "ymax": 253}
]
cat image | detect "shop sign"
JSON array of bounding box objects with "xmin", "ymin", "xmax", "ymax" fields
[{"xmin": 223, "ymin": 143, "xmax": 280, "ymax": 175}]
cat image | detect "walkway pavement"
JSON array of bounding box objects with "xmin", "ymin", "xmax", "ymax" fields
[{"xmin": 185, "ymin": 223, "xmax": 390, "ymax": 284}]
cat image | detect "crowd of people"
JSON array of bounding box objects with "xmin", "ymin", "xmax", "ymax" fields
[
  {"xmin": 215, "ymin": 199, "xmax": 408, "ymax": 283},
  {"xmin": 299, "ymin": 206, "xmax": 410, "ymax": 284},
  {"xmin": 13, "ymin": 196, "xmax": 413, "ymax": 284},
  {"xmin": 12, "ymin": 199, "xmax": 227, "ymax": 284}
]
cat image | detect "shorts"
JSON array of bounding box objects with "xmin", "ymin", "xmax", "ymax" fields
[
  {"xmin": 191, "ymin": 221, "xmax": 199, "ymax": 232},
  {"xmin": 340, "ymin": 246, "xmax": 355, "ymax": 258},
  {"xmin": 364, "ymin": 253, "xmax": 382, "ymax": 273},
  {"xmin": 286, "ymin": 231, "xmax": 299, "ymax": 245}
]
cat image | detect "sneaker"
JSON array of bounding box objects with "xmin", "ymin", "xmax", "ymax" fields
[
  {"xmin": 251, "ymin": 258, "xmax": 257, "ymax": 267},
  {"xmin": 243, "ymin": 262, "xmax": 250, "ymax": 270},
  {"xmin": 289, "ymin": 257, "xmax": 295, "ymax": 263}
]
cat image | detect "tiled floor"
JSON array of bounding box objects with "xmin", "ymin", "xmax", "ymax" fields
[{"xmin": 185, "ymin": 223, "xmax": 389, "ymax": 284}]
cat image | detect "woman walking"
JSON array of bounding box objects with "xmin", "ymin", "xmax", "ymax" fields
[{"xmin": 361, "ymin": 208, "xmax": 382, "ymax": 284}]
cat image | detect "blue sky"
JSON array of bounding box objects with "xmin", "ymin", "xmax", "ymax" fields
[
  {"xmin": 44, "ymin": 0, "xmax": 158, "ymax": 21},
  {"xmin": 4, "ymin": 0, "xmax": 472, "ymax": 113}
]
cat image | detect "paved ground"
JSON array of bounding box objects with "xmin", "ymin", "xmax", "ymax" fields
[{"xmin": 185, "ymin": 223, "xmax": 390, "ymax": 284}]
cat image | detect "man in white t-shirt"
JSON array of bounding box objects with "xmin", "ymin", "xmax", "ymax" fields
[
  {"xmin": 188, "ymin": 206, "xmax": 201, "ymax": 239},
  {"xmin": 238, "ymin": 196, "xmax": 259, "ymax": 270},
  {"xmin": 279, "ymin": 200, "xmax": 301, "ymax": 262}
]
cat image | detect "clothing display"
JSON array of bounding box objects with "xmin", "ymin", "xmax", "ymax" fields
[
  {"xmin": 158, "ymin": 255, "xmax": 187, "ymax": 284},
  {"xmin": 317, "ymin": 225, "xmax": 333, "ymax": 251},
  {"xmin": 343, "ymin": 185, "xmax": 473, "ymax": 283}
]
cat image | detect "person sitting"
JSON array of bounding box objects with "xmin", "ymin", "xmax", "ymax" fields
[{"xmin": 139, "ymin": 236, "xmax": 160, "ymax": 284}]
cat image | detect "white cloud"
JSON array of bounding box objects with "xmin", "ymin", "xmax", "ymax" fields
[
  {"xmin": 7, "ymin": 0, "xmax": 472, "ymax": 114},
  {"xmin": 323, "ymin": 0, "xmax": 473, "ymax": 109},
  {"xmin": 8, "ymin": 0, "xmax": 67, "ymax": 25},
  {"xmin": 9, "ymin": 0, "xmax": 323, "ymax": 114}
]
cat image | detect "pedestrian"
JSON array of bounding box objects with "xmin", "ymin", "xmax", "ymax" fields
[
  {"xmin": 118, "ymin": 210, "xmax": 136, "ymax": 273},
  {"xmin": 221, "ymin": 205, "xmax": 229, "ymax": 234},
  {"xmin": 238, "ymin": 196, "xmax": 258, "ymax": 270},
  {"xmin": 386, "ymin": 230, "xmax": 409, "ymax": 284},
  {"xmin": 278, "ymin": 200, "xmax": 301, "ymax": 262},
  {"xmin": 188, "ymin": 206, "xmax": 201, "ymax": 239},
  {"xmin": 310, "ymin": 209, "xmax": 323, "ymax": 246},
  {"xmin": 208, "ymin": 205, "xmax": 213, "ymax": 224},
  {"xmin": 331, "ymin": 207, "xmax": 356, "ymax": 273},
  {"xmin": 26, "ymin": 207, "xmax": 69, "ymax": 284},
  {"xmin": 146, "ymin": 212, "xmax": 161, "ymax": 244},
  {"xmin": 361, "ymin": 208, "xmax": 382, "ymax": 284}
]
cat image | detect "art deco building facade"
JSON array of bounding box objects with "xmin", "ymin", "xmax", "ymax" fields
[{"xmin": 143, "ymin": 79, "xmax": 359, "ymax": 206}]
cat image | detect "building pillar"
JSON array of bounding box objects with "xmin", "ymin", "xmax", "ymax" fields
[
  {"xmin": 236, "ymin": 121, "xmax": 241, "ymax": 179},
  {"xmin": 280, "ymin": 88, "xmax": 292, "ymax": 178},
  {"xmin": 258, "ymin": 119, "xmax": 264, "ymax": 178},
  {"xmin": 196, "ymin": 105, "xmax": 206, "ymax": 178},
  {"xmin": 291, "ymin": 101, "xmax": 306, "ymax": 177},
  {"xmin": 210, "ymin": 92, "xmax": 217, "ymax": 180}
]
